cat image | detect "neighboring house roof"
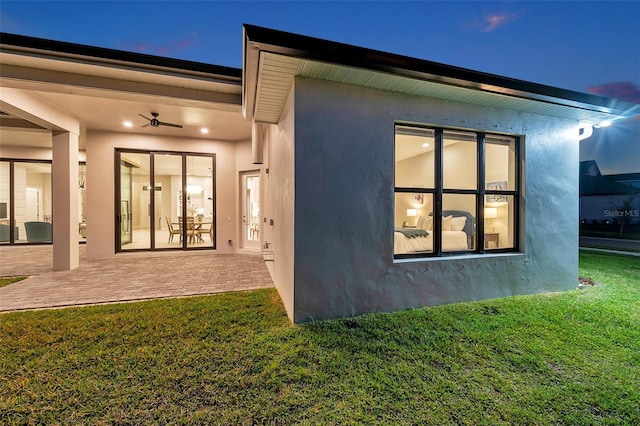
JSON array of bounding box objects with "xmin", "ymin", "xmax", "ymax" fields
[
  {"xmin": 579, "ymin": 161, "xmax": 640, "ymax": 195},
  {"xmin": 580, "ymin": 175, "xmax": 637, "ymax": 196},
  {"xmin": 242, "ymin": 24, "xmax": 640, "ymax": 125},
  {"xmin": 604, "ymin": 173, "xmax": 640, "ymax": 188},
  {"xmin": 579, "ymin": 160, "xmax": 602, "ymax": 177}
]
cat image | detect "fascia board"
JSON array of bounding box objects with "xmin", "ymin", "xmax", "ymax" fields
[{"xmin": 242, "ymin": 24, "xmax": 639, "ymax": 120}]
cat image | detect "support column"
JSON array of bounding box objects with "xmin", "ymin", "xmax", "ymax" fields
[{"xmin": 52, "ymin": 132, "xmax": 79, "ymax": 271}]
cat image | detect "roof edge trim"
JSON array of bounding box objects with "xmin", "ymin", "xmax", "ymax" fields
[
  {"xmin": 242, "ymin": 24, "xmax": 639, "ymax": 118},
  {"xmin": 0, "ymin": 32, "xmax": 242, "ymax": 84}
]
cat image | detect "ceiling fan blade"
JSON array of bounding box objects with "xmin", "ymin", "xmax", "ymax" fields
[
  {"xmin": 141, "ymin": 123, "xmax": 151, "ymax": 128},
  {"xmin": 138, "ymin": 114, "xmax": 152, "ymax": 121},
  {"xmin": 158, "ymin": 121, "xmax": 183, "ymax": 128}
]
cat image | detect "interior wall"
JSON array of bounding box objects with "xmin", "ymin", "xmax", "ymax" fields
[
  {"xmin": 85, "ymin": 130, "xmax": 239, "ymax": 259},
  {"xmin": 292, "ymin": 76, "xmax": 579, "ymax": 323}
]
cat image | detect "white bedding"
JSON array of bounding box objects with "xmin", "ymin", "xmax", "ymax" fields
[{"xmin": 394, "ymin": 230, "xmax": 469, "ymax": 254}]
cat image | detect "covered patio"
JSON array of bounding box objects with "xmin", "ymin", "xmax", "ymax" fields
[{"xmin": 0, "ymin": 246, "xmax": 273, "ymax": 312}]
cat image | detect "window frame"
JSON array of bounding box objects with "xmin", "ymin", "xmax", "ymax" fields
[{"xmin": 394, "ymin": 124, "xmax": 521, "ymax": 259}]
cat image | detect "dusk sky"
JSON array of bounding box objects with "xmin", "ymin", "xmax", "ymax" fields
[{"xmin": 1, "ymin": 1, "xmax": 639, "ymax": 173}]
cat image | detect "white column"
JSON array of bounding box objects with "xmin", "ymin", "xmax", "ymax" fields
[{"xmin": 52, "ymin": 132, "xmax": 79, "ymax": 270}]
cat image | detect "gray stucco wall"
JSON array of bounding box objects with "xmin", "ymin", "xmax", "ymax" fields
[
  {"xmin": 262, "ymin": 86, "xmax": 296, "ymax": 321},
  {"xmin": 292, "ymin": 77, "xmax": 579, "ymax": 323}
]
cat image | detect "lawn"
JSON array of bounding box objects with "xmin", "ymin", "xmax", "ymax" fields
[
  {"xmin": 1, "ymin": 251, "xmax": 638, "ymax": 425},
  {"xmin": 0, "ymin": 277, "xmax": 26, "ymax": 288}
]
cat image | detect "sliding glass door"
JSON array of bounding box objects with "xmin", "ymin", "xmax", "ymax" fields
[
  {"xmin": 117, "ymin": 150, "xmax": 215, "ymax": 252},
  {"xmin": 0, "ymin": 160, "xmax": 52, "ymax": 245}
]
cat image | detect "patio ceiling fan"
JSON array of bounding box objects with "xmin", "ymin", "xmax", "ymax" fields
[{"xmin": 138, "ymin": 112, "xmax": 182, "ymax": 128}]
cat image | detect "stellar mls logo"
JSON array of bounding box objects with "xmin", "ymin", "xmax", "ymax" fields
[{"xmin": 604, "ymin": 209, "xmax": 639, "ymax": 217}]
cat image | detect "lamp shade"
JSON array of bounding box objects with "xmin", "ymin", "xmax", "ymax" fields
[
  {"xmin": 406, "ymin": 209, "xmax": 417, "ymax": 217},
  {"xmin": 484, "ymin": 207, "xmax": 498, "ymax": 219}
]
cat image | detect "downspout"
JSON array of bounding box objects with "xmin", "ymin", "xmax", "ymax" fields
[
  {"xmin": 252, "ymin": 122, "xmax": 265, "ymax": 164},
  {"xmin": 578, "ymin": 124, "xmax": 593, "ymax": 141}
]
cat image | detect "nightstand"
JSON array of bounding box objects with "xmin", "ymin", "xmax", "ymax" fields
[{"xmin": 485, "ymin": 232, "xmax": 499, "ymax": 248}]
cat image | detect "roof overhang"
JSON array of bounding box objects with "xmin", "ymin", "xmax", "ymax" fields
[
  {"xmin": 243, "ymin": 24, "xmax": 640, "ymax": 126},
  {"xmin": 1, "ymin": 32, "xmax": 243, "ymax": 106},
  {"xmin": 0, "ymin": 33, "xmax": 252, "ymax": 144}
]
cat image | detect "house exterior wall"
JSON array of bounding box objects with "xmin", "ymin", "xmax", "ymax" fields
[
  {"xmin": 85, "ymin": 130, "xmax": 243, "ymax": 259},
  {"xmin": 291, "ymin": 77, "xmax": 579, "ymax": 322},
  {"xmin": 261, "ymin": 86, "xmax": 296, "ymax": 321}
]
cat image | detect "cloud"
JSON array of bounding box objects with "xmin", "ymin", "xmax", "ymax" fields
[
  {"xmin": 587, "ymin": 82, "xmax": 640, "ymax": 104},
  {"xmin": 122, "ymin": 33, "xmax": 198, "ymax": 57},
  {"xmin": 482, "ymin": 12, "xmax": 519, "ymax": 32}
]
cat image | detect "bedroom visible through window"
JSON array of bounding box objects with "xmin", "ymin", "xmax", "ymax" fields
[{"xmin": 394, "ymin": 124, "xmax": 520, "ymax": 258}]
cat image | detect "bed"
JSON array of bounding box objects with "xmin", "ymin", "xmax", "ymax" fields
[{"xmin": 394, "ymin": 210, "xmax": 475, "ymax": 254}]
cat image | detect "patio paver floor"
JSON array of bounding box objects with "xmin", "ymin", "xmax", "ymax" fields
[{"xmin": 0, "ymin": 245, "xmax": 273, "ymax": 312}]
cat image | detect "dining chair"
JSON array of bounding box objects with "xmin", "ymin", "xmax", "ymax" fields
[
  {"xmin": 198, "ymin": 221, "xmax": 213, "ymax": 242},
  {"xmin": 165, "ymin": 217, "xmax": 181, "ymax": 243},
  {"xmin": 185, "ymin": 216, "xmax": 198, "ymax": 243}
]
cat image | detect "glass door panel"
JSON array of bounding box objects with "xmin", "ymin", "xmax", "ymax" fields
[
  {"xmin": 0, "ymin": 161, "xmax": 11, "ymax": 244},
  {"xmin": 154, "ymin": 154, "xmax": 182, "ymax": 249},
  {"xmin": 186, "ymin": 155, "xmax": 214, "ymax": 248},
  {"xmin": 241, "ymin": 173, "xmax": 260, "ymax": 250},
  {"xmin": 15, "ymin": 162, "xmax": 52, "ymax": 244},
  {"xmin": 119, "ymin": 152, "xmax": 151, "ymax": 250},
  {"xmin": 79, "ymin": 164, "xmax": 87, "ymax": 242},
  {"xmin": 119, "ymin": 160, "xmax": 132, "ymax": 247}
]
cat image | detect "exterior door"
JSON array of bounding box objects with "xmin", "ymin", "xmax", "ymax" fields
[{"xmin": 241, "ymin": 173, "xmax": 260, "ymax": 250}]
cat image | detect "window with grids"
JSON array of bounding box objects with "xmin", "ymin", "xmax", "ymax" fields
[{"xmin": 394, "ymin": 124, "xmax": 520, "ymax": 258}]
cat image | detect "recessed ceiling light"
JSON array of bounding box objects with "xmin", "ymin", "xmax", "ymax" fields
[
  {"xmin": 201, "ymin": 128, "xmax": 209, "ymax": 134},
  {"xmin": 123, "ymin": 121, "xmax": 133, "ymax": 128},
  {"xmin": 422, "ymin": 143, "xmax": 430, "ymax": 148}
]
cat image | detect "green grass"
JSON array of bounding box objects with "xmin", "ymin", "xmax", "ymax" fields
[
  {"xmin": 1, "ymin": 252, "xmax": 639, "ymax": 425},
  {"xmin": 0, "ymin": 276, "xmax": 26, "ymax": 288}
]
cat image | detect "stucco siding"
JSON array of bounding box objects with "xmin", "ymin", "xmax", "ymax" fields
[
  {"xmin": 292, "ymin": 77, "xmax": 579, "ymax": 322},
  {"xmin": 262, "ymin": 85, "xmax": 296, "ymax": 321}
]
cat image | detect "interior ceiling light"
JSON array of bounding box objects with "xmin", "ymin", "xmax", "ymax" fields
[
  {"xmin": 201, "ymin": 128, "xmax": 209, "ymax": 134},
  {"xmin": 123, "ymin": 121, "xmax": 133, "ymax": 128},
  {"xmin": 422, "ymin": 143, "xmax": 430, "ymax": 148}
]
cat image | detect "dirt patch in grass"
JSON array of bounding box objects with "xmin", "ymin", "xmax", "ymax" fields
[{"xmin": 578, "ymin": 276, "xmax": 597, "ymax": 286}]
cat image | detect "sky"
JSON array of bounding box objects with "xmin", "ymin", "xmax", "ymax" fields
[{"xmin": 1, "ymin": 0, "xmax": 639, "ymax": 173}]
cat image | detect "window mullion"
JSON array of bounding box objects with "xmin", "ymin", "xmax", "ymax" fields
[
  {"xmin": 477, "ymin": 132, "xmax": 486, "ymax": 253},
  {"xmin": 434, "ymin": 128, "xmax": 443, "ymax": 256},
  {"xmin": 149, "ymin": 154, "xmax": 156, "ymax": 250}
]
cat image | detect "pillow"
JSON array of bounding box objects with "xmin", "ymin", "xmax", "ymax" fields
[
  {"xmin": 424, "ymin": 215, "xmax": 433, "ymax": 231},
  {"xmin": 416, "ymin": 215, "xmax": 427, "ymax": 230},
  {"xmin": 416, "ymin": 215, "xmax": 434, "ymax": 230},
  {"xmin": 451, "ymin": 216, "xmax": 467, "ymax": 232},
  {"xmin": 442, "ymin": 215, "xmax": 453, "ymax": 231}
]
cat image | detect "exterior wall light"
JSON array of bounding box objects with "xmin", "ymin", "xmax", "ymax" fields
[{"xmin": 595, "ymin": 120, "xmax": 612, "ymax": 128}]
